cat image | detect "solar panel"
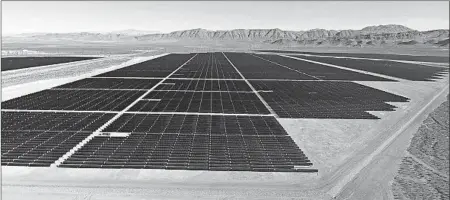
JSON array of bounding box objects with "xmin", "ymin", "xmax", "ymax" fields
[
  {"xmin": 1, "ymin": 57, "xmax": 100, "ymax": 71},
  {"xmin": 2, "ymin": 89, "xmax": 145, "ymax": 111},
  {"xmin": 155, "ymin": 79, "xmax": 252, "ymax": 91},
  {"xmin": 172, "ymin": 53, "xmax": 243, "ymax": 79},
  {"xmin": 291, "ymin": 55, "xmax": 449, "ymax": 81},
  {"xmin": 94, "ymin": 70, "xmax": 174, "ymax": 78},
  {"xmin": 128, "ymin": 91, "xmax": 270, "ymax": 114},
  {"xmin": 1, "ymin": 131, "xmax": 92, "ymax": 167},
  {"xmin": 1, "ymin": 111, "xmax": 115, "ymax": 166},
  {"xmin": 56, "ymin": 78, "xmax": 162, "ymax": 89},
  {"xmin": 1, "ymin": 111, "xmax": 115, "ymax": 132},
  {"xmin": 250, "ymin": 81, "xmax": 409, "ymax": 118},
  {"xmin": 95, "ymin": 54, "xmax": 194, "ymax": 78},
  {"xmin": 103, "ymin": 114, "xmax": 286, "ymax": 136},
  {"xmin": 224, "ymin": 52, "xmax": 316, "ymax": 80},
  {"xmin": 256, "ymin": 50, "xmax": 450, "ymax": 63},
  {"xmin": 256, "ymin": 54, "xmax": 395, "ymax": 81},
  {"xmin": 59, "ymin": 114, "xmax": 315, "ymax": 172}
]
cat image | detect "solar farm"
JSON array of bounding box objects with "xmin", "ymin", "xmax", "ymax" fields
[{"xmin": 1, "ymin": 51, "xmax": 449, "ymax": 199}]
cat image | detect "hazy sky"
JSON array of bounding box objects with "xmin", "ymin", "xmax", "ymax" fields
[{"xmin": 2, "ymin": 1, "xmax": 449, "ymax": 34}]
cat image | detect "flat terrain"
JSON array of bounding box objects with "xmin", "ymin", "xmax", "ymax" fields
[
  {"xmin": 3, "ymin": 40, "xmax": 449, "ymax": 57},
  {"xmin": 1, "ymin": 49, "xmax": 449, "ymax": 199}
]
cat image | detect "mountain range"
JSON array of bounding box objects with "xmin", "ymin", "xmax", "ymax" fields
[{"xmin": 4, "ymin": 25, "xmax": 449, "ymax": 47}]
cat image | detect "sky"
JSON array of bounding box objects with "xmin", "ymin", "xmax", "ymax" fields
[{"xmin": 2, "ymin": 1, "xmax": 449, "ymax": 35}]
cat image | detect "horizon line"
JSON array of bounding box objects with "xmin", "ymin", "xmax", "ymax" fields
[{"xmin": 3, "ymin": 24, "xmax": 450, "ymax": 36}]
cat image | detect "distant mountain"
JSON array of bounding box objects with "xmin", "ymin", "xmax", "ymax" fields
[
  {"xmin": 3, "ymin": 32, "xmax": 50, "ymax": 37},
  {"xmin": 103, "ymin": 29, "xmax": 161, "ymax": 36},
  {"xmin": 131, "ymin": 25, "xmax": 450, "ymax": 47},
  {"xmin": 4, "ymin": 25, "xmax": 449, "ymax": 48},
  {"xmin": 360, "ymin": 24, "xmax": 414, "ymax": 34},
  {"xmin": 3, "ymin": 29, "xmax": 160, "ymax": 41}
]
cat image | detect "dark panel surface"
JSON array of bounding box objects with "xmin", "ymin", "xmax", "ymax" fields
[
  {"xmin": 291, "ymin": 55, "xmax": 449, "ymax": 81},
  {"xmin": 256, "ymin": 50, "xmax": 450, "ymax": 63},
  {"xmin": 103, "ymin": 114, "xmax": 286, "ymax": 136},
  {"xmin": 94, "ymin": 70, "xmax": 174, "ymax": 78},
  {"xmin": 60, "ymin": 114, "xmax": 316, "ymax": 172},
  {"xmin": 1, "ymin": 111, "xmax": 114, "ymax": 166},
  {"xmin": 119, "ymin": 54, "xmax": 194, "ymax": 71},
  {"xmin": 1, "ymin": 111, "xmax": 115, "ymax": 132},
  {"xmin": 56, "ymin": 78, "xmax": 162, "ymax": 89},
  {"xmin": 129, "ymin": 91, "xmax": 270, "ymax": 114},
  {"xmin": 170, "ymin": 53, "xmax": 242, "ymax": 79},
  {"xmin": 156, "ymin": 79, "xmax": 251, "ymax": 91},
  {"xmin": 250, "ymin": 81, "xmax": 409, "ymax": 118},
  {"xmin": 2, "ymin": 89, "xmax": 145, "ymax": 111},
  {"xmin": 95, "ymin": 54, "xmax": 194, "ymax": 78},
  {"xmin": 59, "ymin": 134, "xmax": 316, "ymax": 172},
  {"xmin": 1, "ymin": 131, "xmax": 92, "ymax": 167},
  {"xmin": 1, "ymin": 57, "xmax": 100, "ymax": 71},
  {"xmin": 224, "ymin": 52, "xmax": 316, "ymax": 80},
  {"xmin": 256, "ymin": 54, "xmax": 394, "ymax": 81}
]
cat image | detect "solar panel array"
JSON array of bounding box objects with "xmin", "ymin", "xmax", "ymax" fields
[
  {"xmin": 129, "ymin": 91, "xmax": 270, "ymax": 114},
  {"xmin": 256, "ymin": 50, "xmax": 450, "ymax": 63},
  {"xmin": 291, "ymin": 55, "xmax": 449, "ymax": 81},
  {"xmin": 60, "ymin": 114, "xmax": 315, "ymax": 172},
  {"xmin": 56, "ymin": 78, "xmax": 162, "ymax": 90},
  {"xmin": 170, "ymin": 53, "xmax": 242, "ymax": 79},
  {"xmin": 225, "ymin": 52, "xmax": 317, "ymax": 80},
  {"xmin": 94, "ymin": 54, "xmax": 194, "ymax": 78},
  {"xmin": 103, "ymin": 114, "xmax": 286, "ymax": 135},
  {"xmin": 2, "ymin": 51, "xmax": 418, "ymax": 173},
  {"xmin": 255, "ymin": 54, "xmax": 394, "ymax": 81},
  {"xmin": 250, "ymin": 81, "xmax": 409, "ymax": 118},
  {"xmin": 1, "ymin": 54, "xmax": 196, "ymax": 168},
  {"xmin": 1, "ymin": 112, "xmax": 115, "ymax": 166},
  {"xmin": 1, "ymin": 57, "xmax": 100, "ymax": 71},
  {"xmin": 2, "ymin": 89, "xmax": 146, "ymax": 111},
  {"xmin": 155, "ymin": 80, "xmax": 251, "ymax": 91}
]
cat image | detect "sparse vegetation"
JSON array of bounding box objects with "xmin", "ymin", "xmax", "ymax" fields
[{"xmin": 392, "ymin": 95, "xmax": 449, "ymax": 200}]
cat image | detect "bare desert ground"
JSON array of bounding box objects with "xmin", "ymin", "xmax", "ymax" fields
[{"xmin": 392, "ymin": 95, "xmax": 449, "ymax": 200}]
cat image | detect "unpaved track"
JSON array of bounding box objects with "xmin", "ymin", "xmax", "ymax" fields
[
  {"xmin": 405, "ymin": 152, "xmax": 449, "ymax": 179},
  {"xmin": 1, "ymin": 180, "xmax": 329, "ymax": 200},
  {"xmin": 334, "ymin": 84, "xmax": 449, "ymax": 200}
]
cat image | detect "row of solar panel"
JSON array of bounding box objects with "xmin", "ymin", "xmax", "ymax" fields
[
  {"xmin": 1, "ymin": 112, "xmax": 290, "ymax": 139},
  {"xmin": 59, "ymin": 134, "xmax": 315, "ymax": 172},
  {"xmin": 130, "ymin": 90, "xmax": 269, "ymax": 114},
  {"xmin": 2, "ymin": 81, "xmax": 409, "ymax": 118},
  {"xmin": 2, "ymin": 89, "xmax": 145, "ymax": 111},
  {"xmin": 56, "ymin": 78, "xmax": 253, "ymax": 91},
  {"xmin": 1, "ymin": 111, "xmax": 316, "ymax": 172},
  {"xmin": 94, "ymin": 54, "xmax": 194, "ymax": 78},
  {"xmin": 251, "ymin": 81, "xmax": 409, "ymax": 118},
  {"xmin": 290, "ymin": 55, "xmax": 449, "ymax": 81},
  {"xmin": 256, "ymin": 50, "xmax": 449, "ymax": 64},
  {"xmin": 87, "ymin": 52, "xmax": 434, "ymax": 82},
  {"xmin": 254, "ymin": 54, "xmax": 395, "ymax": 81},
  {"xmin": 102, "ymin": 114, "xmax": 286, "ymax": 135},
  {"xmin": 2, "ymin": 131, "xmax": 92, "ymax": 166},
  {"xmin": 172, "ymin": 52, "xmax": 242, "ymax": 79},
  {"xmin": 1, "ymin": 112, "xmax": 114, "ymax": 132},
  {"xmin": 1, "ymin": 56, "xmax": 100, "ymax": 72}
]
